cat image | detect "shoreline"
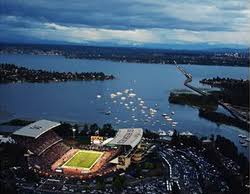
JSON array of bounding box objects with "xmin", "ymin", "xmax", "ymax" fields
[
  {"xmin": 0, "ymin": 63, "xmax": 115, "ymax": 83},
  {"xmin": 0, "ymin": 47, "xmax": 249, "ymax": 67}
]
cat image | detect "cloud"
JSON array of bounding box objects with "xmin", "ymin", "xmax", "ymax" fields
[{"xmin": 0, "ymin": 0, "xmax": 249, "ymax": 47}]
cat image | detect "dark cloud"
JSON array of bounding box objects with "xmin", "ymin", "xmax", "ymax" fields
[
  {"xmin": 0, "ymin": 0, "xmax": 249, "ymax": 46},
  {"xmin": 1, "ymin": 0, "xmax": 248, "ymax": 31}
]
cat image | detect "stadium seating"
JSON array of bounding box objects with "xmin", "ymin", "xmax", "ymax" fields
[{"xmin": 14, "ymin": 130, "xmax": 70, "ymax": 171}]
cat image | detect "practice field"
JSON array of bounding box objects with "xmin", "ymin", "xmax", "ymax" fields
[{"xmin": 63, "ymin": 150, "xmax": 103, "ymax": 170}]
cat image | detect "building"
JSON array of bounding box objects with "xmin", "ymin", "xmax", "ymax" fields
[
  {"xmin": 108, "ymin": 128, "xmax": 143, "ymax": 170},
  {"xmin": 12, "ymin": 120, "xmax": 70, "ymax": 171},
  {"xmin": 90, "ymin": 135, "xmax": 104, "ymax": 145},
  {"xmin": 13, "ymin": 119, "xmax": 61, "ymax": 139}
]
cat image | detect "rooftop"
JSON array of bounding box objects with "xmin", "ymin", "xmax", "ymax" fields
[
  {"xmin": 13, "ymin": 119, "xmax": 61, "ymax": 139},
  {"xmin": 109, "ymin": 128, "xmax": 143, "ymax": 149}
]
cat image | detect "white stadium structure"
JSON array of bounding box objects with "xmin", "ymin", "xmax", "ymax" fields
[{"xmin": 108, "ymin": 128, "xmax": 143, "ymax": 170}]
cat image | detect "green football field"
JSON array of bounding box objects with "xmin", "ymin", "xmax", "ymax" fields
[{"xmin": 63, "ymin": 150, "xmax": 103, "ymax": 170}]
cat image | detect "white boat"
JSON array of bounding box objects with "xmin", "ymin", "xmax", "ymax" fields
[
  {"xmin": 149, "ymin": 108, "xmax": 157, "ymax": 113},
  {"xmin": 124, "ymin": 89, "xmax": 129, "ymax": 94},
  {"xmin": 172, "ymin": 122, "xmax": 178, "ymax": 125},
  {"xmin": 116, "ymin": 92, "xmax": 122, "ymax": 96},
  {"xmin": 110, "ymin": 93, "xmax": 117, "ymax": 98},
  {"xmin": 158, "ymin": 129, "xmax": 167, "ymax": 136},
  {"xmin": 128, "ymin": 93, "xmax": 136, "ymax": 97},
  {"xmin": 239, "ymin": 139, "xmax": 246, "ymax": 144},
  {"xmin": 186, "ymin": 132, "xmax": 193, "ymax": 136},
  {"xmin": 105, "ymin": 111, "xmax": 111, "ymax": 115},
  {"xmin": 171, "ymin": 111, "xmax": 175, "ymax": 115},
  {"xmin": 238, "ymin": 134, "xmax": 247, "ymax": 138},
  {"xmin": 162, "ymin": 113, "xmax": 168, "ymax": 117},
  {"xmin": 180, "ymin": 131, "xmax": 193, "ymax": 136},
  {"xmin": 121, "ymin": 97, "xmax": 126, "ymax": 100},
  {"xmin": 168, "ymin": 130, "xmax": 174, "ymax": 136},
  {"xmin": 96, "ymin": 95, "xmax": 101, "ymax": 98}
]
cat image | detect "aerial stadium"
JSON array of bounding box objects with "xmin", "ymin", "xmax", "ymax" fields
[{"xmin": 12, "ymin": 120, "xmax": 144, "ymax": 178}]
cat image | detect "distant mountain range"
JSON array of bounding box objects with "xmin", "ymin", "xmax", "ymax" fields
[{"xmin": 0, "ymin": 41, "xmax": 248, "ymax": 52}]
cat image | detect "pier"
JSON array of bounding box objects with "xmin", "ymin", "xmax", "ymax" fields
[{"xmin": 174, "ymin": 61, "xmax": 249, "ymax": 125}]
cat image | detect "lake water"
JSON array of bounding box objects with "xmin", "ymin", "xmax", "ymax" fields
[{"xmin": 0, "ymin": 54, "xmax": 249, "ymax": 156}]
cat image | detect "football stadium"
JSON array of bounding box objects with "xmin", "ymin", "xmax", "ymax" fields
[{"xmin": 12, "ymin": 119, "xmax": 143, "ymax": 178}]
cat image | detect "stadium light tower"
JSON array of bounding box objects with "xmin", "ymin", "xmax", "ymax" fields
[{"xmin": 72, "ymin": 128, "xmax": 76, "ymax": 139}]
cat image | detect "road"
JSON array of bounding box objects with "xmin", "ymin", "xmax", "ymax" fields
[{"xmin": 175, "ymin": 61, "xmax": 249, "ymax": 125}]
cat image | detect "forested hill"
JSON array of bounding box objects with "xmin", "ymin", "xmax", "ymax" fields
[{"xmin": 0, "ymin": 43, "xmax": 249, "ymax": 66}]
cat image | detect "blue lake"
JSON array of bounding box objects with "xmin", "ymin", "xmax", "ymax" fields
[{"xmin": 0, "ymin": 54, "xmax": 249, "ymax": 156}]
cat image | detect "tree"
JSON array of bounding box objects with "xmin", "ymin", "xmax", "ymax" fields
[
  {"xmin": 171, "ymin": 130, "xmax": 179, "ymax": 146},
  {"xmin": 89, "ymin": 123, "xmax": 99, "ymax": 135},
  {"xmin": 100, "ymin": 123, "xmax": 115, "ymax": 137},
  {"xmin": 112, "ymin": 176, "xmax": 125, "ymax": 191},
  {"xmin": 83, "ymin": 124, "xmax": 89, "ymax": 131}
]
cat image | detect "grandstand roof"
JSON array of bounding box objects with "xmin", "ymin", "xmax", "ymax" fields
[
  {"xmin": 108, "ymin": 128, "xmax": 143, "ymax": 149},
  {"xmin": 13, "ymin": 119, "xmax": 61, "ymax": 139},
  {"xmin": 101, "ymin": 137, "xmax": 114, "ymax": 146}
]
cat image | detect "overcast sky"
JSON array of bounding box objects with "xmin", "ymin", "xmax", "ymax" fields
[{"xmin": 1, "ymin": 0, "xmax": 249, "ymax": 48}]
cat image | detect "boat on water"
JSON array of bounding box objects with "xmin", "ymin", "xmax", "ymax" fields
[
  {"xmin": 124, "ymin": 89, "xmax": 129, "ymax": 94},
  {"xmin": 168, "ymin": 130, "xmax": 174, "ymax": 136},
  {"xmin": 162, "ymin": 113, "xmax": 168, "ymax": 117},
  {"xmin": 158, "ymin": 129, "xmax": 167, "ymax": 136},
  {"xmin": 239, "ymin": 139, "xmax": 246, "ymax": 144},
  {"xmin": 128, "ymin": 93, "xmax": 136, "ymax": 97},
  {"xmin": 171, "ymin": 111, "xmax": 175, "ymax": 115},
  {"xmin": 238, "ymin": 134, "xmax": 247, "ymax": 138},
  {"xmin": 110, "ymin": 93, "xmax": 116, "ymax": 98},
  {"xmin": 105, "ymin": 111, "xmax": 111, "ymax": 115},
  {"xmin": 180, "ymin": 131, "xmax": 193, "ymax": 136}
]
